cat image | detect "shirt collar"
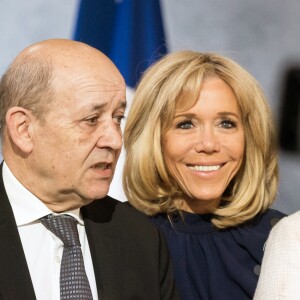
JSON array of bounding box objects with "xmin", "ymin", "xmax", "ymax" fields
[{"xmin": 3, "ymin": 162, "xmax": 84, "ymax": 226}]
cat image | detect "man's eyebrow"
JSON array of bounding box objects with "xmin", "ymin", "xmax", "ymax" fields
[
  {"xmin": 86, "ymin": 100, "xmax": 127, "ymax": 112},
  {"xmin": 117, "ymin": 100, "xmax": 127, "ymax": 110},
  {"xmin": 88, "ymin": 103, "xmax": 107, "ymax": 111}
]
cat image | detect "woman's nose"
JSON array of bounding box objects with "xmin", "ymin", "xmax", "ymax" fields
[{"xmin": 194, "ymin": 127, "xmax": 221, "ymax": 153}]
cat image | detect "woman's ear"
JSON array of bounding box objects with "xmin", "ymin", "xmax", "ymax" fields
[{"xmin": 5, "ymin": 106, "xmax": 34, "ymax": 153}]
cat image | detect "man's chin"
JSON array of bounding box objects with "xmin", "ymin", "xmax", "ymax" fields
[{"xmin": 86, "ymin": 189, "xmax": 110, "ymax": 202}]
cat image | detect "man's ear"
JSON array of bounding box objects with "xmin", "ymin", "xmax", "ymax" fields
[{"xmin": 5, "ymin": 106, "xmax": 34, "ymax": 153}]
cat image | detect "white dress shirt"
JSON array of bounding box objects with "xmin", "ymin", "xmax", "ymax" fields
[{"xmin": 3, "ymin": 162, "xmax": 98, "ymax": 300}]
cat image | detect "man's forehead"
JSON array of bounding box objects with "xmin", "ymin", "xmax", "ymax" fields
[
  {"xmin": 47, "ymin": 45, "xmax": 124, "ymax": 84},
  {"xmin": 77, "ymin": 99, "xmax": 127, "ymax": 115},
  {"xmin": 85, "ymin": 81, "xmax": 126, "ymax": 92},
  {"xmin": 52, "ymin": 71, "xmax": 125, "ymax": 91}
]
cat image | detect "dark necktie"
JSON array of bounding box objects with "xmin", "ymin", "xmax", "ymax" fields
[{"xmin": 41, "ymin": 214, "xmax": 93, "ymax": 300}]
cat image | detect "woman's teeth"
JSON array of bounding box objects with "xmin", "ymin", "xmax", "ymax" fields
[{"xmin": 188, "ymin": 165, "xmax": 221, "ymax": 171}]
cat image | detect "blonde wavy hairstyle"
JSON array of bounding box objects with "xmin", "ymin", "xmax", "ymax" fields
[{"xmin": 123, "ymin": 51, "xmax": 278, "ymax": 229}]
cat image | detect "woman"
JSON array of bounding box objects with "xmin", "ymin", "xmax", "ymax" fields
[
  {"xmin": 254, "ymin": 212, "xmax": 298, "ymax": 299},
  {"xmin": 123, "ymin": 51, "xmax": 285, "ymax": 299}
]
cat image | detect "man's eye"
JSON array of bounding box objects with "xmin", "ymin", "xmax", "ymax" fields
[
  {"xmin": 219, "ymin": 118, "xmax": 237, "ymax": 129},
  {"xmin": 86, "ymin": 116, "xmax": 98, "ymax": 124},
  {"xmin": 114, "ymin": 115, "xmax": 125, "ymax": 125},
  {"xmin": 176, "ymin": 120, "xmax": 194, "ymax": 129}
]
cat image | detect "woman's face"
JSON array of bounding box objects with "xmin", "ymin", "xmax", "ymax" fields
[{"xmin": 163, "ymin": 77, "xmax": 244, "ymax": 213}]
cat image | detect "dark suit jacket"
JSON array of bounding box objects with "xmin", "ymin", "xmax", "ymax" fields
[{"xmin": 0, "ymin": 168, "xmax": 179, "ymax": 300}]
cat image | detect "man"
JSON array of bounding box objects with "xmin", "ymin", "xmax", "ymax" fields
[{"xmin": 0, "ymin": 39, "xmax": 178, "ymax": 300}]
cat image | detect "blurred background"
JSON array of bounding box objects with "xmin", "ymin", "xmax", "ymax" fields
[{"xmin": 0, "ymin": 0, "xmax": 299, "ymax": 214}]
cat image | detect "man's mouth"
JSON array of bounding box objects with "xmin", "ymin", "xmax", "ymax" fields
[{"xmin": 92, "ymin": 163, "xmax": 112, "ymax": 170}]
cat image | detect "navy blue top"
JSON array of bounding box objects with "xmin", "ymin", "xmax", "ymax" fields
[{"xmin": 151, "ymin": 209, "xmax": 285, "ymax": 300}]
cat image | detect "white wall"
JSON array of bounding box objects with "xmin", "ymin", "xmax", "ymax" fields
[
  {"xmin": 0, "ymin": 0, "xmax": 79, "ymax": 74},
  {"xmin": 0, "ymin": 0, "xmax": 299, "ymax": 214}
]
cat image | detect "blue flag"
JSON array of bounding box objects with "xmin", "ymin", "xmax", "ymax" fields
[{"xmin": 73, "ymin": 0, "xmax": 168, "ymax": 88}]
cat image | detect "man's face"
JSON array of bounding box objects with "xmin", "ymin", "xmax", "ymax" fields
[{"xmin": 29, "ymin": 63, "xmax": 126, "ymax": 211}]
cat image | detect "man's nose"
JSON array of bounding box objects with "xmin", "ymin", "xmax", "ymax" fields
[{"xmin": 96, "ymin": 122, "xmax": 123, "ymax": 150}]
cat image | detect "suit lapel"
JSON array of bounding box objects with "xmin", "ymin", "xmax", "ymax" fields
[
  {"xmin": 0, "ymin": 166, "xmax": 36, "ymax": 299},
  {"xmin": 82, "ymin": 197, "xmax": 125, "ymax": 300}
]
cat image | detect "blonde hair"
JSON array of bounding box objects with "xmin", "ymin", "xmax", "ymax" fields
[{"xmin": 123, "ymin": 51, "xmax": 278, "ymax": 229}]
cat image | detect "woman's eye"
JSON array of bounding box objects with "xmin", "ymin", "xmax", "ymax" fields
[
  {"xmin": 219, "ymin": 118, "xmax": 237, "ymax": 129},
  {"xmin": 176, "ymin": 120, "xmax": 194, "ymax": 129}
]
